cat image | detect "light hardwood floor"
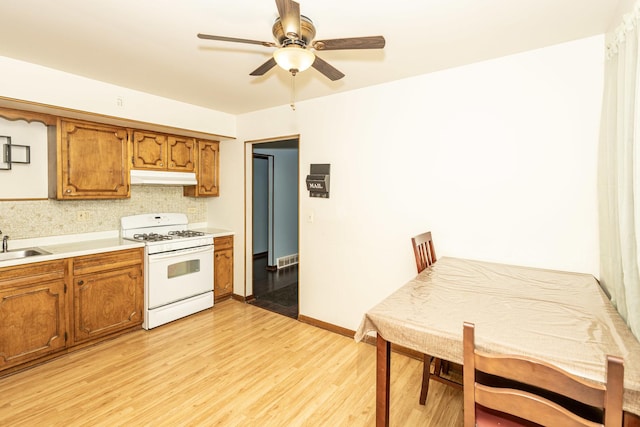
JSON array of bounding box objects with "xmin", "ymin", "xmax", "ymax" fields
[{"xmin": 0, "ymin": 300, "xmax": 463, "ymax": 426}]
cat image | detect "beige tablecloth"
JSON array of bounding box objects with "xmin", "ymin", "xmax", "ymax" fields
[{"xmin": 355, "ymin": 257, "xmax": 640, "ymax": 415}]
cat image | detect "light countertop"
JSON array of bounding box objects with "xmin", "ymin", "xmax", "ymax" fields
[
  {"xmin": 0, "ymin": 237, "xmax": 144, "ymax": 268},
  {"xmin": 192, "ymin": 227, "xmax": 234, "ymax": 238},
  {"xmin": 0, "ymin": 226, "xmax": 234, "ymax": 268}
]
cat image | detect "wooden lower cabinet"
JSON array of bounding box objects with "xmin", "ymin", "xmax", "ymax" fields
[
  {"xmin": 72, "ymin": 248, "xmax": 144, "ymax": 344},
  {"xmin": 0, "ymin": 260, "xmax": 67, "ymax": 371},
  {"xmin": 0, "ymin": 247, "xmax": 144, "ymax": 376},
  {"xmin": 214, "ymin": 236, "xmax": 233, "ymax": 302}
]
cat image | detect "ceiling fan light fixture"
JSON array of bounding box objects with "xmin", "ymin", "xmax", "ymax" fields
[{"xmin": 273, "ymin": 45, "xmax": 315, "ymax": 74}]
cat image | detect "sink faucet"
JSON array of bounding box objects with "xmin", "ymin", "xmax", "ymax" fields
[{"xmin": 2, "ymin": 233, "xmax": 8, "ymax": 253}]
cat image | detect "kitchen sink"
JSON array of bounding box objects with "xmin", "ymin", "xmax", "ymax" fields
[{"xmin": 0, "ymin": 247, "xmax": 51, "ymax": 262}]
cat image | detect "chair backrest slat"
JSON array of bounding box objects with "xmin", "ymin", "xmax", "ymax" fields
[{"xmin": 463, "ymin": 322, "xmax": 624, "ymax": 427}]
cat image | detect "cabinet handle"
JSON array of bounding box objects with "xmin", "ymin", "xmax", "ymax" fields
[
  {"xmin": 66, "ymin": 189, "xmax": 72, "ymax": 193},
  {"xmin": 78, "ymin": 280, "xmax": 84, "ymax": 285},
  {"xmin": 159, "ymin": 162, "xmax": 164, "ymax": 167}
]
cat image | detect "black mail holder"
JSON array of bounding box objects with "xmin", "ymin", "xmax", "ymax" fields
[{"xmin": 306, "ymin": 164, "xmax": 330, "ymax": 198}]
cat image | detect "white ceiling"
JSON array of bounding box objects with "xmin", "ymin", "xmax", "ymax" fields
[{"xmin": 0, "ymin": 0, "xmax": 623, "ymax": 115}]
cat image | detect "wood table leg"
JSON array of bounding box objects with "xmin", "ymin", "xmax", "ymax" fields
[{"xmin": 376, "ymin": 333, "xmax": 390, "ymax": 427}]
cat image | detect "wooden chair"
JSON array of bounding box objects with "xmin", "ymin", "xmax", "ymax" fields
[
  {"xmin": 462, "ymin": 322, "xmax": 624, "ymax": 427},
  {"xmin": 411, "ymin": 231, "xmax": 437, "ymax": 273},
  {"xmin": 411, "ymin": 231, "xmax": 462, "ymax": 405}
]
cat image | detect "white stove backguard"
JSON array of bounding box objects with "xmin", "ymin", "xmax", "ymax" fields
[{"xmin": 120, "ymin": 213, "xmax": 189, "ymax": 239}]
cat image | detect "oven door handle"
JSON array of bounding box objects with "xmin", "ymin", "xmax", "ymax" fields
[{"xmin": 148, "ymin": 245, "xmax": 213, "ymax": 260}]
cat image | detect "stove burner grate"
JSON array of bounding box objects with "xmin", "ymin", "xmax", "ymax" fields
[
  {"xmin": 168, "ymin": 230, "xmax": 205, "ymax": 238},
  {"xmin": 133, "ymin": 233, "xmax": 173, "ymax": 242}
]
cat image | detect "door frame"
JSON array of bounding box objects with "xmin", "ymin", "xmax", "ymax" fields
[
  {"xmin": 244, "ymin": 135, "xmax": 300, "ymax": 299},
  {"xmin": 252, "ymin": 153, "xmax": 275, "ymax": 266}
]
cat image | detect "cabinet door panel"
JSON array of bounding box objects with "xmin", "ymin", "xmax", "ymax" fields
[
  {"xmin": 0, "ymin": 280, "xmax": 67, "ymax": 368},
  {"xmin": 168, "ymin": 136, "xmax": 196, "ymax": 171},
  {"xmin": 59, "ymin": 120, "xmax": 129, "ymax": 199},
  {"xmin": 184, "ymin": 140, "xmax": 219, "ymax": 197},
  {"xmin": 132, "ymin": 131, "xmax": 167, "ymax": 169},
  {"xmin": 214, "ymin": 247, "xmax": 233, "ymax": 301},
  {"xmin": 73, "ymin": 266, "xmax": 143, "ymax": 343}
]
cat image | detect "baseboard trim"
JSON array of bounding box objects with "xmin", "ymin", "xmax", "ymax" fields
[
  {"xmin": 241, "ymin": 300, "xmax": 422, "ymax": 361},
  {"xmin": 298, "ymin": 314, "xmax": 355, "ymax": 338},
  {"xmin": 232, "ymin": 293, "xmax": 254, "ymax": 303},
  {"xmin": 298, "ymin": 314, "xmax": 422, "ymax": 361}
]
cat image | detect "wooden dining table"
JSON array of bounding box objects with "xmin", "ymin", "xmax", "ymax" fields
[{"xmin": 354, "ymin": 257, "xmax": 640, "ymax": 427}]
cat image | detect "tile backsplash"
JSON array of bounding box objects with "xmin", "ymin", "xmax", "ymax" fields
[{"xmin": 0, "ymin": 185, "xmax": 207, "ymax": 239}]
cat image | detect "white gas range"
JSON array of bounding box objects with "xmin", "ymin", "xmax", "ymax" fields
[{"xmin": 120, "ymin": 213, "xmax": 214, "ymax": 329}]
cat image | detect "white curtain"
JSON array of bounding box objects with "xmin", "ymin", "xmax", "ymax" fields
[{"xmin": 599, "ymin": 3, "xmax": 640, "ymax": 340}]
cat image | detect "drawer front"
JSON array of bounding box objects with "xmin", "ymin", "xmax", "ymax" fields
[
  {"xmin": 214, "ymin": 236, "xmax": 233, "ymax": 251},
  {"xmin": 73, "ymin": 248, "xmax": 143, "ymax": 275}
]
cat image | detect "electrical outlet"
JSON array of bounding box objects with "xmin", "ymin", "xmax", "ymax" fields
[
  {"xmin": 77, "ymin": 211, "xmax": 90, "ymax": 222},
  {"xmin": 187, "ymin": 207, "xmax": 197, "ymax": 214}
]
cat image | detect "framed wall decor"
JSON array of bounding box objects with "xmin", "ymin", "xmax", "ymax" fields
[
  {"xmin": 0, "ymin": 135, "xmax": 11, "ymax": 170},
  {"xmin": 1, "ymin": 135, "xmax": 31, "ymax": 170}
]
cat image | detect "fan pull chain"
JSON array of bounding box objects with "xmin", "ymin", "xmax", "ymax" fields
[{"xmin": 290, "ymin": 73, "xmax": 296, "ymax": 111}]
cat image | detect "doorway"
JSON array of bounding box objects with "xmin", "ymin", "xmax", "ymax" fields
[{"xmin": 249, "ymin": 138, "xmax": 299, "ymax": 318}]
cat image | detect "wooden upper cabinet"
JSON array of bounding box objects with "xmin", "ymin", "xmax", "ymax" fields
[
  {"xmin": 184, "ymin": 140, "xmax": 220, "ymax": 197},
  {"xmin": 131, "ymin": 131, "xmax": 167, "ymax": 170},
  {"xmin": 168, "ymin": 135, "xmax": 197, "ymax": 171},
  {"xmin": 49, "ymin": 119, "xmax": 130, "ymax": 200},
  {"xmin": 131, "ymin": 130, "xmax": 195, "ymax": 172}
]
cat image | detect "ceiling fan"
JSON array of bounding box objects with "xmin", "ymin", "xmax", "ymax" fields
[{"xmin": 197, "ymin": 0, "xmax": 385, "ymax": 81}]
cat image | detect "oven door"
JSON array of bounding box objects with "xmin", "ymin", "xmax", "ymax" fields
[{"xmin": 147, "ymin": 245, "xmax": 214, "ymax": 309}]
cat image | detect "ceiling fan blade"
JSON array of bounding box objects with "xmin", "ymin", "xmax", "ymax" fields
[
  {"xmin": 275, "ymin": 0, "xmax": 301, "ymax": 40},
  {"xmin": 197, "ymin": 33, "xmax": 277, "ymax": 48},
  {"xmin": 312, "ymin": 36, "xmax": 386, "ymax": 51},
  {"xmin": 311, "ymin": 56, "xmax": 345, "ymax": 81},
  {"xmin": 250, "ymin": 57, "xmax": 278, "ymax": 76}
]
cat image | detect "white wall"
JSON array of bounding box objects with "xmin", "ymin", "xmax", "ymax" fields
[
  {"xmin": 610, "ymin": 0, "xmax": 636, "ymax": 30},
  {"xmin": 0, "ymin": 118, "xmax": 47, "ymax": 198},
  {"xmin": 0, "ymin": 56, "xmax": 236, "ymax": 138},
  {"xmin": 213, "ymin": 35, "xmax": 605, "ymax": 331}
]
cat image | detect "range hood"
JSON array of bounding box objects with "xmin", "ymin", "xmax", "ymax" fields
[{"xmin": 130, "ymin": 169, "xmax": 197, "ymax": 185}]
